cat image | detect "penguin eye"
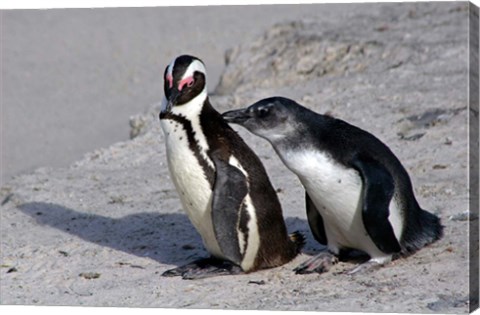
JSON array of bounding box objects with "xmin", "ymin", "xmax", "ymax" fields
[
  {"xmin": 257, "ymin": 107, "xmax": 269, "ymax": 118},
  {"xmin": 178, "ymin": 76, "xmax": 194, "ymax": 91}
]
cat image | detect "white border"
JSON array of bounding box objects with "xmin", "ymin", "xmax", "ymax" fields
[
  {"xmin": 1, "ymin": 0, "xmax": 478, "ymax": 10},
  {"xmin": 1, "ymin": 1, "xmax": 477, "ymax": 315}
]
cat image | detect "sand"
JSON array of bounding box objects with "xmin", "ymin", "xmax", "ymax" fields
[{"xmin": 1, "ymin": 2, "xmax": 478, "ymax": 313}]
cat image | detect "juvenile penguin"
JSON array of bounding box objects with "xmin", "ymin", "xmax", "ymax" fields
[
  {"xmin": 223, "ymin": 97, "xmax": 443, "ymax": 274},
  {"xmin": 159, "ymin": 57, "xmax": 303, "ymax": 279}
]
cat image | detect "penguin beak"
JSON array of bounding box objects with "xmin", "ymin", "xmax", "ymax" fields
[
  {"xmin": 162, "ymin": 89, "xmax": 181, "ymax": 114},
  {"xmin": 222, "ymin": 108, "xmax": 251, "ymax": 125}
]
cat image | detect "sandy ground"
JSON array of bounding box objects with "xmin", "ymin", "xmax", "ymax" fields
[{"xmin": 1, "ymin": 2, "xmax": 478, "ymax": 313}]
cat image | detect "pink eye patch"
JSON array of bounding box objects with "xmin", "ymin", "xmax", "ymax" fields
[
  {"xmin": 178, "ymin": 76, "xmax": 194, "ymax": 91},
  {"xmin": 166, "ymin": 74, "xmax": 173, "ymax": 88}
]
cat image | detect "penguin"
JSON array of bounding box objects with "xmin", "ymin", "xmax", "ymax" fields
[
  {"xmin": 159, "ymin": 57, "xmax": 304, "ymax": 279},
  {"xmin": 222, "ymin": 96, "xmax": 443, "ymax": 275}
]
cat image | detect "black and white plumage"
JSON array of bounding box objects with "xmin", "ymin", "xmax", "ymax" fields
[
  {"xmin": 159, "ymin": 57, "xmax": 303, "ymax": 279},
  {"xmin": 222, "ymin": 96, "xmax": 443, "ymax": 274}
]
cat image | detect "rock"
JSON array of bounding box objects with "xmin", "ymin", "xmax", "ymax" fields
[
  {"xmin": 79, "ymin": 272, "xmax": 101, "ymax": 280},
  {"xmin": 128, "ymin": 103, "xmax": 162, "ymax": 139}
]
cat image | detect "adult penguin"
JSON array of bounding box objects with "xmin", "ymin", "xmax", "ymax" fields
[{"xmin": 159, "ymin": 58, "xmax": 304, "ymax": 279}]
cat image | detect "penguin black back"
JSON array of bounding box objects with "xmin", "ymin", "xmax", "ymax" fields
[{"xmin": 199, "ymin": 99, "xmax": 304, "ymax": 268}]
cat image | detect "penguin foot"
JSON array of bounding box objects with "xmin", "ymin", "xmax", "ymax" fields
[
  {"xmin": 345, "ymin": 260, "xmax": 383, "ymax": 275},
  {"xmin": 162, "ymin": 257, "xmax": 243, "ymax": 280},
  {"xmin": 294, "ymin": 252, "xmax": 338, "ymax": 275}
]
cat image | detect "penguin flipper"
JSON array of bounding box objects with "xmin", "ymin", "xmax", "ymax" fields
[
  {"xmin": 350, "ymin": 155, "xmax": 401, "ymax": 254},
  {"xmin": 211, "ymin": 152, "xmax": 248, "ymax": 265},
  {"xmin": 305, "ymin": 192, "xmax": 328, "ymax": 245}
]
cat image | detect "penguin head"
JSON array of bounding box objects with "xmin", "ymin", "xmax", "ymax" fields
[
  {"xmin": 222, "ymin": 97, "xmax": 298, "ymax": 142},
  {"xmin": 161, "ymin": 55, "xmax": 208, "ymax": 116}
]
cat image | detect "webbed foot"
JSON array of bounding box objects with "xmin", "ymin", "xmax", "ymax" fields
[
  {"xmin": 294, "ymin": 252, "xmax": 339, "ymax": 274},
  {"xmin": 345, "ymin": 260, "xmax": 384, "ymax": 275},
  {"xmin": 162, "ymin": 257, "xmax": 243, "ymax": 280}
]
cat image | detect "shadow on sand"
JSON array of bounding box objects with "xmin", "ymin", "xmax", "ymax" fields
[
  {"xmin": 18, "ymin": 202, "xmax": 322, "ymax": 267},
  {"xmin": 18, "ymin": 202, "xmax": 205, "ymax": 266}
]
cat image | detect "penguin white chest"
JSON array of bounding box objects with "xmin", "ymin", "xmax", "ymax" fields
[
  {"xmin": 160, "ymin": 118, "xmax": 223, "ymax": 258},
  {"xmin": 279, "ymin": 150, "xmax": 401, "ymax": 257}
]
